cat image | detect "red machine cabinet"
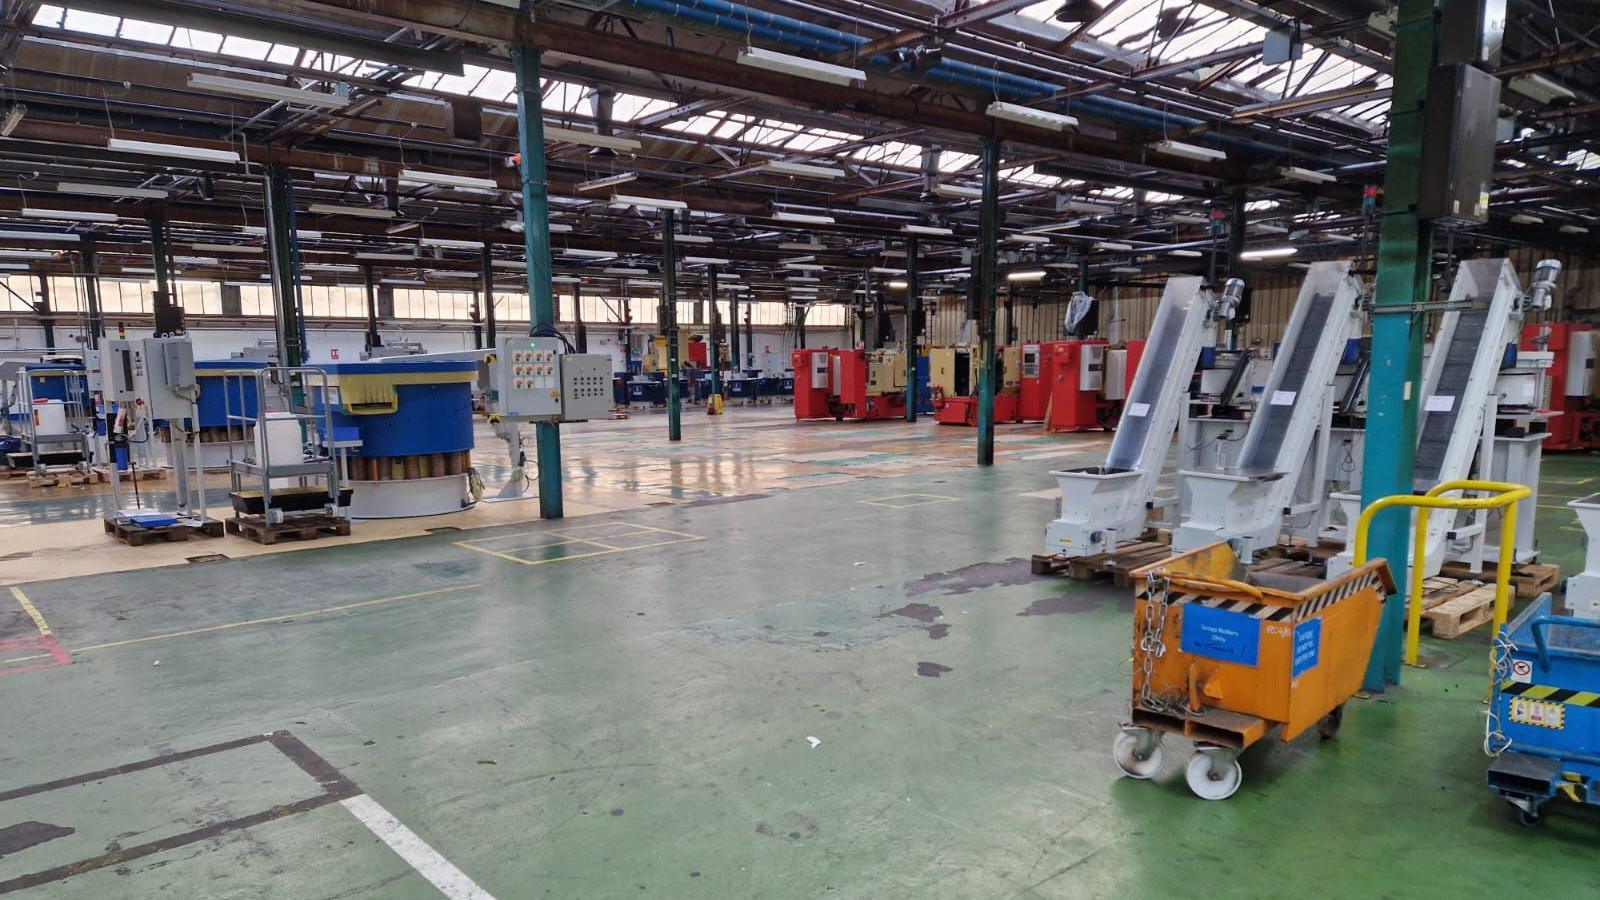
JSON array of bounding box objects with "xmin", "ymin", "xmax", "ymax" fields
[
  {"xmin": 792, "ymin": 348, "xmax": 906, "ymax": 421},
  {"xmin": 1045, "ymin": 340, "xmax": 1111, "ymax": 432},
  {"xmin": 1523, "ymin": 322, "xmax": 1599, "ymax": 450}
]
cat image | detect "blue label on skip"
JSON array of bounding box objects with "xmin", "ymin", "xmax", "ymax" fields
[
  {"xmin": 1292, "ymin": 619, "xmax": 1321, "ymax": 678},
  {"xmin": 1180, "ymin": 606, "xmax": 1260, "ymax": 666}
]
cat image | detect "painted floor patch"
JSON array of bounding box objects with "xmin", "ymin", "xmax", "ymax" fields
[
  {"xmin": 859, "ymin": 493, "xmax": 960, "ymax": 509},
  {"xmin": 455, "ymin": 521, "xmax": 704, "ymax": 567}
]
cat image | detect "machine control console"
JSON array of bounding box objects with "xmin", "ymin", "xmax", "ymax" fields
[{"xmin": 491, "ymin": 336, "xmax": 614, "ymax": 422}]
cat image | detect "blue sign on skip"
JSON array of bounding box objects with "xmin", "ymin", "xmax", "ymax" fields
[
  {"xmin": 1180, "ymin": 605, "xmax": 1261, "ymax": 666},
  {"xmin": 1292, "ymin": 619, "xmax": 1322, "ymax": 678}
]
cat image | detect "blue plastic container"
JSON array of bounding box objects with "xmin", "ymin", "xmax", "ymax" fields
[{"xmin": 312, "ymin": 360, "xmax": 476, "ymax": 458}]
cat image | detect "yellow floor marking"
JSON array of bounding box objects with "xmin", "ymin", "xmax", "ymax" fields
[
  {"xmin": 860, "ymin": 493, "xmax": 960, "ymax": 509},
  {"xmin": 1543, "ymin": 477, "xmax": 1597, "ymax": 487},
  {"xmin": 68, "ymin": 583, "xmax": 482, "ymax": 655},
  {"xmin": 9, "ymin": 585, "xmax": 53, "ymax": 637},
  {"xmin": 455, "ymin": 521, "xmax": 704, "ymax": 568}
]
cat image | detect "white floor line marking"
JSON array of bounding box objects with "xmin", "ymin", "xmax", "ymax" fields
[{"xmin": 341, "ymin": 794, "xmax": 496, "ymax": 899}]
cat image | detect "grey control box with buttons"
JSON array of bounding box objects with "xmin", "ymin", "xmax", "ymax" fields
[{"xmin": 558, "ymin": 354, "xmax": 612, "ymax": 422}]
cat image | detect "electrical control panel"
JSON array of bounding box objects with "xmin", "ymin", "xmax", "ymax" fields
[
  {"xmin": 102, "ymin": 337, "xmax": 196, "ymax": 419},
  {"xmin": 810, "ymin": 352, "xmax": 830, "ymax": 390},
  {"xmin": 494, "ymin": 336, "xmax": 565, "ymax": 419},
  {"xmin": 559, "ymin": 354, "xmax": 612, "ymax": 421},
  {"xmin": 492, "ymin": 337, "xmax": 615, "ymax": 422},
  {"xmin": 1079, "ymin": 344, "xmax": 1106, "ymax": 391}
]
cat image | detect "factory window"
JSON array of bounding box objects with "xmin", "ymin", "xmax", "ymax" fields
[
  {"xmin": 237, "ymin": 285, "xmax": 272, "ymax": 317},
  {"xmin": 174, "ymin": 280, "xmax": 222, "ymax": 315},
  {"xmin": 808, "ymin": 304, "xmax": 848, "ymax": 327},
  {"xmin": 497, "ymin": 293, "xmax": 530, "ymax": 322}
]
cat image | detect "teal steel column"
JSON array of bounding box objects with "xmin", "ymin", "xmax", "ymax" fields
[
  {"xmin": 708, "ymin": 265, "xmax": 723, "ymax": 398},
  {"xmin": 1360, "ymin": 0, "xmax": 1437, "ymax": 690},
  {"xmin": 512, "ymin": 44, "xmax": 563, "ymax": 520},
  {"xmin": 975, "ymin": 135, "xmax": 1001, "ymax": 466},
  {"xmin": 81, "ymin": 238, "xmax": 103, "ymax": 348},
  {"xmin": 662, "ymin": 210, "xmax": 682, "ymax": 441},
  {"xmin": 904, "ymin": 236, "xmax": 920, "ymax": 422}
]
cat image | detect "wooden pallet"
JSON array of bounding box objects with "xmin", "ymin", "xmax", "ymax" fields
[
  {"xmin": 1410, "ymin": 577, "xmax": 1498, "ymax": 639},
  {"xmin": 1438, "ymin": 560, "xmax": 1560, "ymax": 601},
  {"xmin": 226, "ymin": 514, "xmax": 351, "ymax": 545},
  {"xmin": 104, "ymin": 517, "xmax": 224, "ymax": 547},
  {"xmin": 1033, "ymin": 532, "xmax": 1173, "ymax": 587},
  {"xmin": 89, "ymin": 466, "xmax": 166, "ymax": 483},
  {"xmin": 27, "ymin": 470, "xmax": 94, "ymax": 488}
]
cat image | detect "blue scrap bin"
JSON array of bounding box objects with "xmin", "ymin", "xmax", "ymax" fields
[{"xmin": 1487, "ymin": 593, "xmax": 1600, "ymax": 825}]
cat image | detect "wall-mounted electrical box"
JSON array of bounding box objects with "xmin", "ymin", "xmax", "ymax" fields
[
  {"xmin": 102, "ymin": 337, "xmax": 196, "ymax": 419},
  {"xmin": 1418, "ymin": 64, "xmax": 1501, "ymax": 225}
]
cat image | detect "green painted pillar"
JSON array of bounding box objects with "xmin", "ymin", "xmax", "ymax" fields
[
  {"xmin": 663, "ymin": 210, "xmax": 682, "ymax": 441},
  {"xmin": 905, "ymin": 236, "xmax": 920, "ymax": 422},
  {"xmin": 1361, "ymin": 0, "xmax": 1437, "ymax": 690},
  {"xmin": 81, "ymin": 238, "xmax": 103, "ymax": 349},
  {"xmin": 708, "ymin": 266, "xmax": 723, "ymax": 398},
  {"xmin": 975, "ymin": 135, "xmax": 1001, "ymax": 466},
  {"xmin": 512, "ymin": 44, "xmax": 563, "ymax": 520}
]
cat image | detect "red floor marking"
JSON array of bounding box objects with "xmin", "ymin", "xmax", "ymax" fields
[{"xmin": 0, "ymin": 634, "xmax": 71, "ymax": 675}]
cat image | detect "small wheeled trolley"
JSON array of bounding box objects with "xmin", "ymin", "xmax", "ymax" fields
[
  {"xmin": 1115, "ymin": 541, "xmax": 1393, "ymax": 799},
  {"xmin": 1486, "ymin": 593, "xmax": 1600, "ymax": 826}
]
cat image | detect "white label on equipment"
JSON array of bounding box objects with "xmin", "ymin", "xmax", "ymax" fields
[
  {"xmin": 1127, "ymin": 402, "xmax": 1150, "ymax": 417},
  {"xmin": 1270, "ymin": 390, "xmax": 1296, "ymax": 406},
  {"xmin": 1425, "ymin": 394, "xmax": 1455, "ymax": 413},
  {"xmin": 1509, "ymin": 697, "xmax": 1565, "ymax": 730},
  {"xmin": 1509, "ymin": 659, "xmax": 1533, "ymax": 684}
]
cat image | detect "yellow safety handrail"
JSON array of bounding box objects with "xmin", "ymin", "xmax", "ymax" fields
[{"xmin": 1352, "ymin": 479, "xmax": 1531, "ymax": 667}]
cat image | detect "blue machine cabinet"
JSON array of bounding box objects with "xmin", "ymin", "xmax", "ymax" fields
[{"xmin": 1487, "ymin": 593, "xmax": 1600, "ymax": 825}]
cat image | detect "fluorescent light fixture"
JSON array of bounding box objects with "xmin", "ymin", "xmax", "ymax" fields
[
  {"xmin": 1006, "ymin": 270, "xmax": 1047, "ymax": 283},
  {"xmin": 610, "ymin": 194, "xmax": 688, "ymax": 212},
  {"xmin": 786, "ymin": 276, "xmax": 821, "ymax": 284},
  {"xmin": 500, "ymin": 220, "xmax": 572, "ymax": 233},
  {"xmin": 172, "ymin": 256, "xmax": 220, "ymax": 265},
  {"xmin": 492, "ymin": 259, "xmax": 527, "ymax": 269},
  {"xmin": 0, "ymin": 230, "xmax": 77, "ymax": 245},
  {"xmin": 1507, "ymin": 73, "xmax": 1576, "ymax": 105},
  {"xmin": 1061, "ymin": 199, "xmax": 1117, "ymax": 215},
  {"xmin": 773, "ymin": 211, "xmax": 836, "ymax": 226},
  {"xmin": 717, "ymin": 273, "xmax": 741, "ymax": 280},
  {"xmin": 887, "ymin": 280, "xmax": 909, "ymax": 290},
  {"xmin": 683, "ymin": 256, "xmax": 731, "ymax": 265},
  {"xmin": 386, "ymin": 221, "xmax": 421, "ymax": 235},
  {"xmin": 1168, "ymin": 248, "xmax": 1203, "ymax": 257},
  {"xmin": 429, "ymin": 270, "xmax": 477, "ymax": 278},
  {"xmin": 785, "ymin": 263, "xmax": 826, "ymax": 271},
  {"xmin": 188, "ymin": 72, "xmax": 347, "ymax": 109},
  {"xmin": 576, "ymin": 172, "xmax": 638, "ymax": 192},
  {"xmin": 986, "ymin": 101, "xmax": 1078, "ymax": 131},
  {"xmin": 1509, "ymin": 213, "xmax": 1544, "ymax": 225},
  {"xmin": 663, "ymin": 233, "xmax": 714, "ymax": 244},
  {"xmin": 869, "ymin": 267, "xmax": 905, "ymax": 275},
  {"xmin": 552, "ymin": 276, "xmax": 583, "ymax": 284},
  {"xmin": 399, "ymin": 168, "xmax": 498, "ymax": 191},
  {"xmin": 1168, "ymin": 213, "xmax": 1210, "ymax": 225},
  {"xmin": 1110, "ymin": 266, "xmax": 1141, "ymax": 274},
  {"xmin": 1239, "ymin": 246, "xmax": 1297, "ymax": 260},
  {"xmin": 903, "ymin": 224, "xmax": 954, "ymax": 237},
  {"xmin": 1251, "ymin": 222, "xmax": 1288, "ymax": 234},
  {"xmin": 1006, "ymin": 233, "xmax": 1050, "ymax": 245},
  {"xmin": 763, "ymin": 160, "xmax": 843, "ymax": 179},
  {"xmin": 191, "ymin": 243, "xmax": 262, "ymax": 253},
  {"xmin": 0, "ymin": 249, "xmax": 57, "ymax": 259},
  {"xmin": 307, "ymin": 203, "xmax": 395, "ymax": 220},
  {"xmin": 108, "ymin": 138, "xmax": 240, "ymax": 164},
  {"xmin": 0, "ymin": 104, "xmax": 22, "ymax": 138},
  {"xmin": 604, "ymin": 267, "xmax": 650, "ymax": 276},
  {"xmin": 354, "ymin": 252, "xmax": 418, "ymax": 261},
  {"xmin": 20, "ymin": 208, "xmax": 118, "ymax": 223},
  {"xmin": 420, "ymin": 238, "xmax": 485, "ymax": 250},
  {"xmin": 933, "ymin": 183, "xmax": 984, "ymax": 200},
  {"xmin": 737, "ymin": 46, "xmax": 865, "ymax": 87},
  {"xmin": 1153, "ymin": 140, "xmax": 1227, "ymax": 162},
  {"xmin": 1093, "ymin": 241, "xmax": 1133, "ymax": 251},
  {"xmin": 1560, "ymin": 224, "xmax": 1589, "ymax": 234},
  {"xmin": 543, "ymin": 125, "xmax": 642, "ymax": 153},
  {"xmin": 56, "ymin": 181, "xmax": 168, "ymax": 200},
  {"xmin": 120, "ymin": 267, "xmax": 156, "ymax": 274},
  {"xmin": 239, "ymin": 226, "xmax": 321, "ymax": 240},
  {"xmin": 1280, "ymin": 166, "xmax": 1336, "ymax": 184},
  {"xmin": 1321, "ymin": 233, "xmax": 1357, "ymax": 243},
  {"xmin": 380, "ymin": 278, "xmax": 426, "ymax": 286},
  {"xmin": 303, "ymin": 263, "xmax": 358, "ymax": 272},
  {"xmin": 779, "ymin": 241, "xmax": 825, "ymax": 250},
  {"xmin": 560, "ymin": 249, "xmax": 618, "ymax": 259}
]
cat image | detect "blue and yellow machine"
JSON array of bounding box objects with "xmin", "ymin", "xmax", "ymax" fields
[
  {"xmin": 1487, "ymin": 597, "xmax": 1600, "ymax": 825},
  {"xmin": 311, "ymin": 358, "xmax": 478, "ymax": 518}
]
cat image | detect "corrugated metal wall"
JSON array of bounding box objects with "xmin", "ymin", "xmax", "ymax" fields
[{"xmin": 921, "ymin": 249, "xmax": 1600, "ymax": 348}]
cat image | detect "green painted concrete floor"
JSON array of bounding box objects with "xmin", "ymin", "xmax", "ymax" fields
[{"xmin": 2, "ymin": 422, "xmax": 1600, "ymax": 898}]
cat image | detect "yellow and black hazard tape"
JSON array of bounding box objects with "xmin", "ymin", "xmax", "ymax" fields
[{"xmin": 1500, "ymin": 680, "xmax": 1600, "ymax": 707}]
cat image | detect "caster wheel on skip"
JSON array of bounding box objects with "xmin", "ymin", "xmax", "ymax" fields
[
  {"xmin": 1185, "ymin": 750, "xmax": 1243, "ymax": 800},
  {"xmin": 1113, "ymin": 728, "xmax": 1164, "ymax": 779}
]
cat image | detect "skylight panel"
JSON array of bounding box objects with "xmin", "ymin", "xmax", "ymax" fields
[
  {"xmin": 434, "ymin": 65, "xmax": 487, "ymax": 97},
  {"xmin": 938, "ymin": 151, "xmax": 979, "ymax": 173},
  {"xmin": 119, "ymin": 18, "xmax": 173, "ymax": 44},
  {"xmin": 31, "ymin": 5, "xmax": 64, "ymax": 28},
  {"xmin": 62, "ymin": 8, "xmax": 118, "ymax": 34},
  {"xmin": 220, "ymin": 35, "xmax": 273, "ymax": 59},
  {"xmin": 170, "ymin": 27, "xmax": 224, "ymax": 54},
  {"xmin": 666, "ymin": 114, "xmax": 723, "ymax": 136},
  {"xmin": 472, "ymin": 68, "xmax": 516, "ymax": 102},
  {"xmin": 266, "ymin": 44, "xmax": 300, "ymax": 65},
  {"xmin": 615, "ymin": 93, "xmax": 674, "ymax": 121}
]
